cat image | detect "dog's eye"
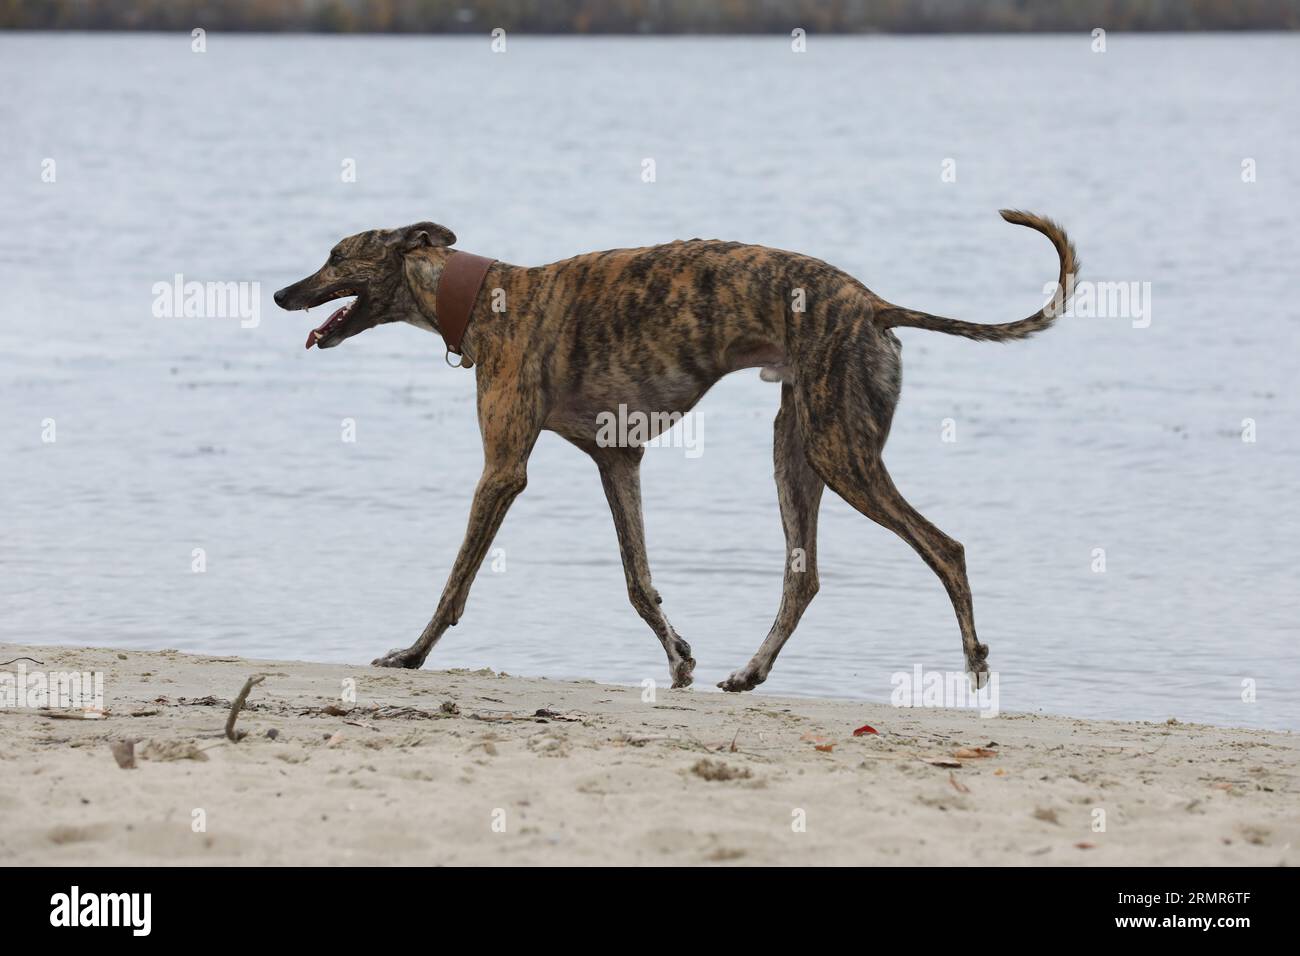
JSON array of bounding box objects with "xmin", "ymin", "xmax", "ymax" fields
[{"xmin": 329, "ymin": 250, "xmax": 344, "ymax": 265}]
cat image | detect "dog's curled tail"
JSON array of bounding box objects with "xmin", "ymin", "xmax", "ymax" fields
[{"xmin": 877, "ymin": 209, "xmax": 1079, "ymax": 342}]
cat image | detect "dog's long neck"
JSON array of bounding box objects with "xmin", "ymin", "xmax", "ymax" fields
[
  {"xmin": 403, "ymin": 249, "xmax": 529, "ymax": 366},
  {"xmin": 402, "ymin": 250, "xmax": 450, "ymax": 336}
]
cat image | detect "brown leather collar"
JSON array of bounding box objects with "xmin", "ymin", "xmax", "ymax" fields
[{"xmin": 435, "ymin": 250, "xmax": 496, "ymax": 365}]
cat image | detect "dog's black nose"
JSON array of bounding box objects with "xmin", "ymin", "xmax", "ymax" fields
[{"xmin": 273, "ymin": 287, "xmax": 290, "ymax": 308}]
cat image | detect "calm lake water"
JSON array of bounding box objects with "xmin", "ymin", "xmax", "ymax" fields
[{"xmin": 1, "ymin": 33, "xmax": 1297, "ymax": 730}]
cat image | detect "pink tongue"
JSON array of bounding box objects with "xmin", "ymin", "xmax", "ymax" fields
[{"xmin": 305, "ymin": 305, "xmax": 348, "ymax": 350}]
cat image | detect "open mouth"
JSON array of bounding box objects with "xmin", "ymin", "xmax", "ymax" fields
[{"xmin": 305, "ymin": 287, "xmax": 365, "ymax": 349}]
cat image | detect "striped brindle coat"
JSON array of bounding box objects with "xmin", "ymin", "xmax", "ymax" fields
[{"xmin": 274, "ymin": 210, "xmax": 1077, "ymax": 691}]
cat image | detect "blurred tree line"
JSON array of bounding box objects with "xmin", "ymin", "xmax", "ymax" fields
[{"xmin": 3, "ymin": 0, "xmax": 1298, "ymax": 32}]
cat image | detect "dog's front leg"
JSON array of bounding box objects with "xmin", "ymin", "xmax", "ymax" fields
[
  {"xmin": 372, "ymin": 464, "xmax": 528, "ymax": 669},
  {"xmin": 593, "ymin": 446, "xmax": 695, "ymax": 688}
]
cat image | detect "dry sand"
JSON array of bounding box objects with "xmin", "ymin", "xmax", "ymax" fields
[{"xmin": 2, "ymin": 643, "xmax": 1295, "ymax": 866}]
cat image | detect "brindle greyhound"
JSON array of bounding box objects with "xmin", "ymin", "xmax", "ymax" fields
[{"xmin": 274, "ymin": 210, "xmax": 1077, "ymax": 692}]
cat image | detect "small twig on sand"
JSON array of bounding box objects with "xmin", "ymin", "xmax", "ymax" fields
[{"xmin": 225, "ymin": 675, "xmax": 265, "ymax": 742}]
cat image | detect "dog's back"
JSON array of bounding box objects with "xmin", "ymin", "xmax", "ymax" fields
[{"xmin": 531, "ymin": 239, "xmax": 872, "ymax": 399}]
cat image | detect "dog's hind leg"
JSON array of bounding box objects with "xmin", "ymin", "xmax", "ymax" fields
[
  {"xmin": 802, "ymin": 423, "xmax": 989, "ymax": 686},
  {"xmin": 719, "ymin": 386, "xmax": 824, "ymax": 692},
  {"xmin": 592, "ymin": 446, "xmax": 696, "ymax": 688}
]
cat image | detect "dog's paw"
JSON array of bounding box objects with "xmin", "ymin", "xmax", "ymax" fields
[
  {"xmin": 965, "ymin": 658, "xmax": 990, "ymax": 691},
  {"xmin": 371, "ymin": 648, "xmax": 422, "ymax": 669},
  {"xmin": 670, "ymin": 656, "xmax": 696, "ymax": 689},
  {"xmin": 717, "ymin": 667, "xmax": 765, "ymax": 693}
]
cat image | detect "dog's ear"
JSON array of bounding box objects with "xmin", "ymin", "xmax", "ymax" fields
[{"xmin": 396, "ymin": 222, "xmax": 456, "ymax": 252}]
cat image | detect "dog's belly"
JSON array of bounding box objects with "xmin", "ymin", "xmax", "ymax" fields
[
  {"xmin": 546, "ymin": 362, "xmax": 727, "ymax": 444},
  {"xmin": 727, "ymin": 343, "xmax": 788, "ymax": 384},
  {"xmin": 725, "ymin": 343, "xmax": 785, "ymax": 372},
  {"xmin": 544, "ymin": 337, "xmax": 791, "ymax": 446}
]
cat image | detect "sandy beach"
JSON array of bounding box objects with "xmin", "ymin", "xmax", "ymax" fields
[{"xmin": 1, "ymin": 643, "xmax": 1295, "ymax": 866}]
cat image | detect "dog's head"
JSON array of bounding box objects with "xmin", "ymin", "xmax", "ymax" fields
[{"xmin": 274, "ymin": 222, "xmax": 456, "ymax": 349}]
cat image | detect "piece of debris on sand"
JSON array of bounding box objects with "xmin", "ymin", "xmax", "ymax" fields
[
  {"xmin": 140, "ymin": 739, "xmax": 209, "ymax": 762},
  {"xmin": 691, "ymin": 758, "xmax": 753, "ymax": 782},
  {"xmin": 109, "ymin": 739, "xmax": 136, "ymax": 769}
]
